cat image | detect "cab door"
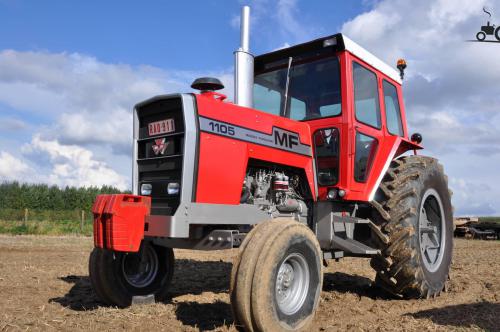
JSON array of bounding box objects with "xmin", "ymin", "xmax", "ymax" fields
[{"xmin": 347, "ymin": 58, "xmax": 386, "ymax": 198}]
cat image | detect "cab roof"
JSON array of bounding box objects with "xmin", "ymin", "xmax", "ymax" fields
[{"xmin": 254, "ymin": 33, "xmax": 402, "ymax": 85}]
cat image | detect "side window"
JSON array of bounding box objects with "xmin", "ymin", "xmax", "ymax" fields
[
  {"xmin": 383, "ymin": 80, "xmax": 404, "ymax": 136},
  {"xmin": 353, "ymin": 62, "xmax": 381, "ymax": 129},
  {"xmin": 253, "ymin": 84, "xmax": 281, "ymax": 116},
  {"xmin": 289, "ymin": 97, "xmax": 306, "ymax": 120},
  {"xmin": 354, "ymin": 132, "xmax": 378, "ymax": 183},
  {"xmin": 314, "ymin": 128, "xmax": 339, "ymax": 186}
]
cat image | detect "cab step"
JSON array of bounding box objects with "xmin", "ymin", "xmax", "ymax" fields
[
  {"xmin": 330, "ymin": 235, "xmax": 379, "ymax": 255},
  {"xmin": 315, "ymin": 203, "xmax": 382, "ymax": 256}
]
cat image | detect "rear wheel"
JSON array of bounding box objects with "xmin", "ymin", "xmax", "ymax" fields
[
  {"xmin": 370, "ymin": 156, "xmax": 453, "ymax": 298},
  {"xmin": 230, "ymin": 219, "xmax": 323, "ymax": 331},
  {"xmin": 89, "ymin": 242, "xmax": 174, "ymax": 307},
  {"xmin": 495, "ymin": 27, "xmax": 500, "ymax": 41}
]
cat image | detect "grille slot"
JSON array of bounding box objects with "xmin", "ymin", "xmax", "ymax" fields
[{"xmin": 136, "ymin": 97, "xmax": 184, "ymax": 215}]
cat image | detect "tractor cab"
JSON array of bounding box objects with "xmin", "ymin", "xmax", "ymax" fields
[{"xmin": 252, "ymin": 34, "xmax": 420, "ymax": 202}]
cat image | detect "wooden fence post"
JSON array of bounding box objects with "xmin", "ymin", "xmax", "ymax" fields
[
  {"xmin": 80, "ymin": 210, "xmax": 85, "ymax": 233},
  {"xmin": 24, "ymin": 208, "xmax": 28, "ymax": 224}
]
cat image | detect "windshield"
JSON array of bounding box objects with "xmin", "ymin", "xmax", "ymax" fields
[{"xmin": 254, "ymin": 56, "xmax": 341, "ymax": 121}]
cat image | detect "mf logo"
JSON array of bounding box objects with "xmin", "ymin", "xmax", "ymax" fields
[
  {"xmin": 274, "ymin": 129, "xmax": 299, "ymax": 149},
  {"xmin": 475, "ymin": 7, "xmax": 500, "ymax": 42}
]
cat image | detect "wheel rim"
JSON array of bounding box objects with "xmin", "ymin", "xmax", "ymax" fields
[
  {"xmin": 121, "ymin": 244, "xmax": 159, "ymax": 288},
  {"xmin": 275, "ymin": 253, "xmax": 310, "ymax": 315},
  {"xmin": 418, "ymin": 188, "xmax": 446, "ymax": 273}
]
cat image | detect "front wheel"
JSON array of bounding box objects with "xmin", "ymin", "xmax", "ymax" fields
[
  {"xmin": 89, "ymin": 242, "xmax": 174, "ymax": 307},
  {"xmin": 370, "ymin": 156, "xmax": 453, "ymax": 298},
  {"xmin": 476, "ymin": 31, "xmax": 486, "ymax": 41},
  {"xmin": 231, "ymin": 220, "xmax": 323, "ymax": 331}
]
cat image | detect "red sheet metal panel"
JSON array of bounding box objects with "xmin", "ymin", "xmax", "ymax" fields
[{"xmin": 92, "ymin": 194, "xmax": 150, "ymax": 252}]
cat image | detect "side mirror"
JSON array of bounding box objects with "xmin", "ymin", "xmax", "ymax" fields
[{"xmin": 411, "ymin": 133, "xmax": 423, "ymax": 144}]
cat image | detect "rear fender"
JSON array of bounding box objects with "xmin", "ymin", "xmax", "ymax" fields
[{"xmin": 366, "ymin": 136, "xmax": 423, "ymax": 202}]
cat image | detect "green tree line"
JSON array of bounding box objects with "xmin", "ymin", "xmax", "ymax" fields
[{"xmin": 0, "ymin": 181, "xmax": 128, "ymax": 211}]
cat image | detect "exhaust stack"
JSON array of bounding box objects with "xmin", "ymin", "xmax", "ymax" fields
[{"xmin": 234, "ymin": 6, "xmax": 254, "ymax": 108}]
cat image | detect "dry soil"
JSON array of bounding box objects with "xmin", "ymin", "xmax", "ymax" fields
[{"xmin": 0, "ymin": 236, "xmax": 498, "ymax": 331}]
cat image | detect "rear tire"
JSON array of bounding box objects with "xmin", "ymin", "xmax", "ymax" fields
[
  {"xmin": 495, "ymin": 26, "xmax": 500, "ymax": 41},
  {"xmin": 89, "ymin": 242, "xmax": 174, "ymax": 307},
  {"xmin": 370, "ymin": 156, "xmax": 453, "ymax": 298},
  {"xmin": 230, "ymin": 219, "xmax": 323, "ymax": 331}
]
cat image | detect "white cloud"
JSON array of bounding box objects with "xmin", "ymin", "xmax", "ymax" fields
[
  {"xmin": 276, "ymin": 0, "xmax": 310, "ymax": 41},
  {"xmin": 0, "ymin": 50, "xmax": 181, "ymax": 150},
  {"xmin": 342, "ymin": 9, "xmax": 401, "ymax": 41},
  {"xmin": 0, "ymin": 49, "xmax": 233, "ymax": 190},
  {"xmin": 0, "ymin": 151, "xmax": 32, "ymax": 181},
  {"xmin": 449, "ymin": 177, "xmax": 496, "ymax": 215},
  {"xmin": 21, "ymin": 135, "xmax": 128, "ymax": 190},
  {"xmin": 0, "ymin": 117, "xmax": 27, "ymax": 131},
  {"xmin": 54, "ymin": 109, "xmax": 132, "ymax": 150}
]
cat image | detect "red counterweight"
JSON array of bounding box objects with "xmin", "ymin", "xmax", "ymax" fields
[{"xmin": 92, "ymin": 194, "xmax": 151, "ymax": 252}]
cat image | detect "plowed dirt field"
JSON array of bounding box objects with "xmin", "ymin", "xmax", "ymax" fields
[{"xmin": 0, "ymin": 236, "xmax": 498, "ymax": 331}]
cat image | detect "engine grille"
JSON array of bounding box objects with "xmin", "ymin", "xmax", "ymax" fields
[{"xmin": 136, "ymin": 96, "xmax": 184, "ymax": 215}]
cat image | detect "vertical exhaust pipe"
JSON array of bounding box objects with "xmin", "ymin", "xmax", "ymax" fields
[{"xmin": 234, "ymin": 6, "xmax": 254, "ymax": 108}]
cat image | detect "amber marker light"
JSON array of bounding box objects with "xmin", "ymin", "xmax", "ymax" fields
[{"xmin": 397, "ymin": 59, "xmax": 407, "ymax": 80}]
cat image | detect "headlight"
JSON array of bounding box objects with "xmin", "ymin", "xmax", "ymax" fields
[
  {"xmin": 327, "ymin": 188, "xmax": 337, "ymax": 200},
  {"xmin": 167, "ymin": 182, "xmax": 180, "ymax": 195},
  {"xmin": 141, "ymin": 183, "xmax": 152, "ymax": 195}
]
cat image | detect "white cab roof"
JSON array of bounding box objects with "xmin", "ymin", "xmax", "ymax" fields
[{"xmin": 342, "ymin": 35, "xmax": 402, "ymax": 84}]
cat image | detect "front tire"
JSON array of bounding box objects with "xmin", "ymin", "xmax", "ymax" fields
[
  {"xmin": 89, "ymin": 248, "xmax": 110, "ymax": 304},
  {"xmin": 89, "ymin": 242, "xmax": 174, "ymax": 307},
  {"xmin": 370, "ymin": 156, "xmax": 453, "ymax": 298},
  {"xmin": 231, "ymin": 220, "xmax": 323, "ymax": 331},
  {"xmin": 476, "ymin": 31, "xmax": 486, "ymax": 41}
]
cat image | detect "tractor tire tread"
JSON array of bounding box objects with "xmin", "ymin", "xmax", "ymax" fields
[
  {"xmin": 369, "ymin": 155, "xmax": 453, "ymax": 299},
  {"xmin": 89, "ymin": 248, "xmax": 112, "ymax": 305},
  {"xmin": 230, "ymin": 220, "xmax": 287, "ymax": 331},
  {"xmin": 251, "ymin": 220, "xmax": 322, "ymax": 332}
]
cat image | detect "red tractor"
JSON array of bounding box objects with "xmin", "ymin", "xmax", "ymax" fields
[{"xmin": 89, "ymin": 6, "xmax": 453, "ymax": 331}]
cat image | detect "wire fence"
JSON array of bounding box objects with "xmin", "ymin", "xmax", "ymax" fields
[{"xmin": 0, "ymin": 209, "xmax": 94, "ymax": 235}]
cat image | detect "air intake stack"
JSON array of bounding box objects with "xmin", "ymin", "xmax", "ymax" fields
[{"xmin": 234, "ymin": 6, "xmax": 254, "ymax": 108}]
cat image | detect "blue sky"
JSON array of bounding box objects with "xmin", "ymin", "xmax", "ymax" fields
[
  {"xmin": 1, "ymin": 0, "xmax": 500, "ymax": 215},
  {"xmin": 0, "ymin": 1, "xmax": 364, "ymax": 70}
]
